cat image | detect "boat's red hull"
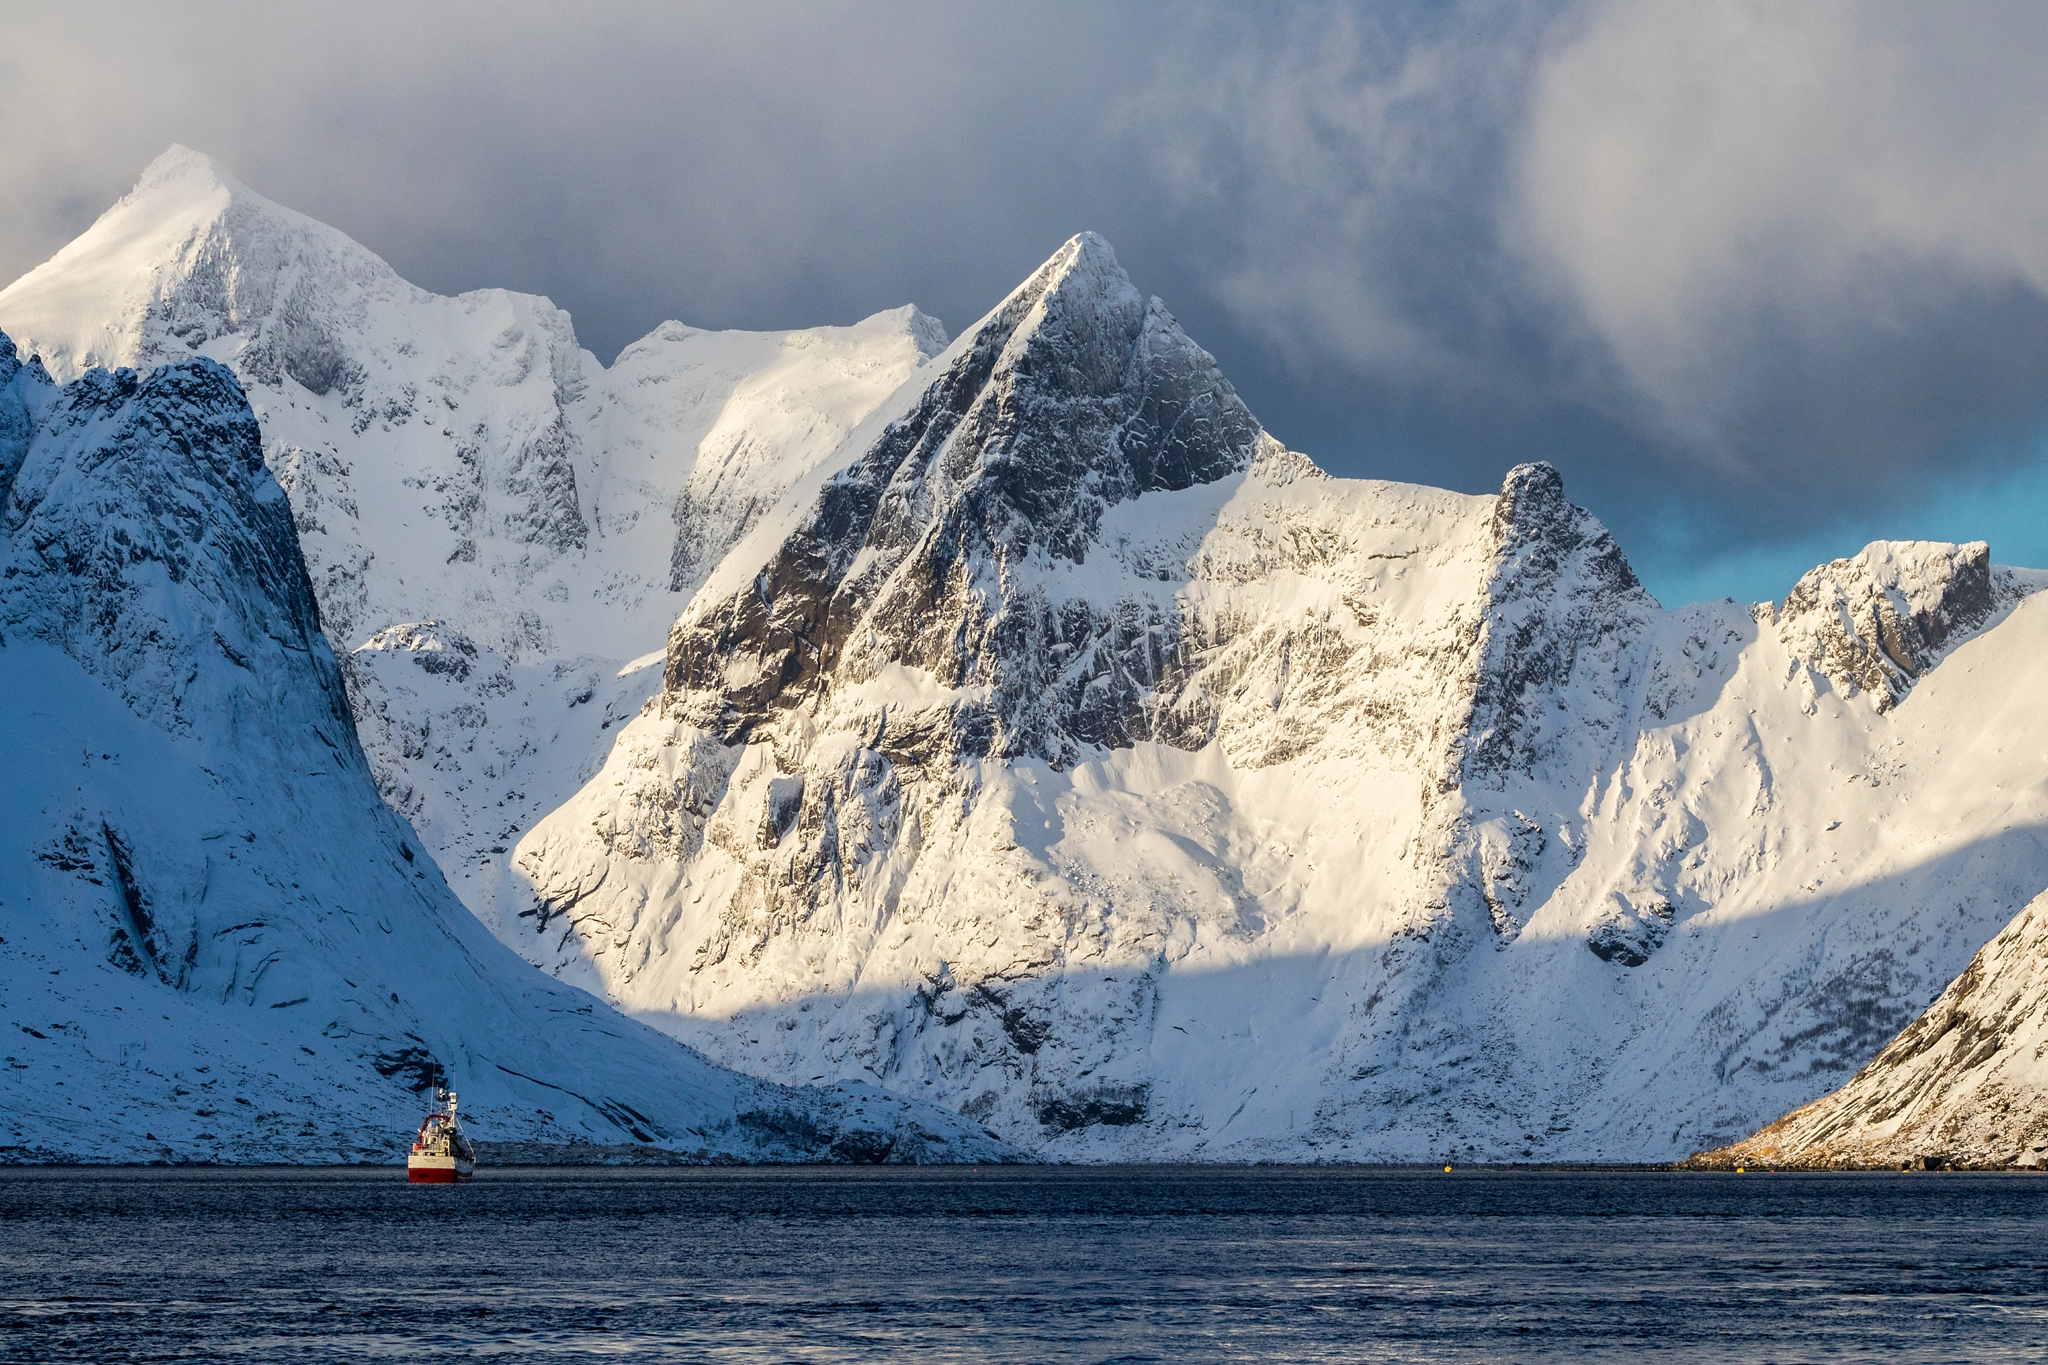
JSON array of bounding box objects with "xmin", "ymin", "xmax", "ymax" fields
[
  {"xmin": 407, "ymin": 1155, "xmax": 474, "ymax": 1183},
  {"xmin": 407, "ymin": 1165, "xmax": 462, "ymax": 1183}
]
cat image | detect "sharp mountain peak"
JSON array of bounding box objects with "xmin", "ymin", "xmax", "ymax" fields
[{"xmin": 128, "ymin": 143, "xmax": 248, "ymax": 200}]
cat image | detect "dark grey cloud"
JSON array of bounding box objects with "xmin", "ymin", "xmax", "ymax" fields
[{"xmin": 6, "ymin": 0, "xmax": 2048, "ymax": 603}]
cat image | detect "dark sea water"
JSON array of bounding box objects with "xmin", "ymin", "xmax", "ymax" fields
[{"xmin": 3, "ymin": 1166, "xmax": 2047, "ymax": 1363}]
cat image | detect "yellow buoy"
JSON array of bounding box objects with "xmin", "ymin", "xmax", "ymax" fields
[
  {"xmin": 1736, "ymin": 1166, "xmax": 1746, "ymax": 1173},
  {"xmin": 1444, "ymin": 1164, "xmax": 1453, "ymax": 1172}
]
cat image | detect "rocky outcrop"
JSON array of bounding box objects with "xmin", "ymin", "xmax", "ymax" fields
[
  {"xmin": 1430, "ymin": 462, "xmax": 1658, "ymax": 941},
  {"xmin": 1458, "ymin": 461, "xmax": 1653, "ymax": 786},
  {"xmin": 1771, "ymin": 540, "xmax": 2020, "ymax": 711},
  {"xmin": 663, "ymin": 232, "xmax": 1262, "ymax": 764},
  {"xmin": 0, "ymin": 344, "xmax": 344, "ymax": 743},
  {"xmin": 1688, "ymin": 889, "xmax": 2048, "ymax": 1171}
]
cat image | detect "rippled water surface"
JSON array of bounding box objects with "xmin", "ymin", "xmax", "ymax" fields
[{"xmin": 4, "ymin": 1166, "xmax": 2047, "ymax": 1361}]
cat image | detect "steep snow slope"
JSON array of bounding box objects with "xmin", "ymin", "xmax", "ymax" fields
[
  {"xmin": 0, "ymin": 332, "xmax": 1013, "ymax": 1164},
  {"xmin": 0, "ymin": 147, "xmax": 944, "ymax": 932},
  {"xmin": 1689, "ymin": 888, "xmax": 2048, "ymax": 1171},
  {"xmin": 512, "ymin": 235, "xmax": 2048, "ymax": 1162},
  {"xmin": 1676, "ymin": 583, "xmax": 2048, "ymax": 1171}
]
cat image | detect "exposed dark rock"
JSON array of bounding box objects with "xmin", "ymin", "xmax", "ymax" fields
[
  {"xmin": 1587, "ymin": 896, "xmax": 1674, "ymax": 967},
  {"xmin": 973, "ymin": 983, "xmax": 1053, "ymax": 1055},
  {"xmin": 0, "ymin": 351, "xmax": 352, "ymax": 747},
  {"xmin": 1774, "ymin": 540, "xmax": 2014, "ymax": 710},
  {"xmin": 1458, "ymin": 462, "xmax": 1657, "ymax": 789},
  {"xmin": 372, "ymin": 1044, "xmax": 443, "ymax": 1093},
  {"xmin": 1033, "ymin": 1084, "xmax": 1150, "ymax": 1133},
  {"xmin": 664, "ymin": 233, "xmax": 1261, "ymax": 766}
]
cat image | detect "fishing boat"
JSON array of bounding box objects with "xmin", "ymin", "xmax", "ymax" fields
[{"xmin": 406, "ymin": 1078, "xmax": 477, "ymax": 1183}]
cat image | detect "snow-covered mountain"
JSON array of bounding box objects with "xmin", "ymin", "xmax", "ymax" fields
[
  {"xmin": 0, "ymin": 328, "xmax": 1013, "ymax": 1164},
  {"xmin": 13, "ymin": 149, "xmax": 2048, "ymax": 1167},
  {"xmin": 0, "ymin": 146, "xmax": 945, "ymax": 936},
  {"xmin": 511, "ymin": 234, "xmax": 2048, "ymax": 1162}
]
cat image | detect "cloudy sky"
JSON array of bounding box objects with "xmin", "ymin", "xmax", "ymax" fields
[{"xmin": 6, "ymin": 0, "xmax": 2048, "ymax": 604}]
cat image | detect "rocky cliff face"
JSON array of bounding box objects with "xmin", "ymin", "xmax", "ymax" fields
[
  {"xmin": 0, "ymin": 338, "xmax": 336, "ymax": 744},
  {"xmin": 1770, "ymin": 539, "xmax": 2017, "ymax": 712},
  {"xmin": 0, "ymin": 329, "xmax": 1015, "ymax": 1164},
  {"xmin": 663, "ymin": 233, "xmax": 1265, "ymax": 761}
]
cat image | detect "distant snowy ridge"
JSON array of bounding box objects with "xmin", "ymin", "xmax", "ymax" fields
[
  {"xmin": 0, "ymin": 328, "xmax": 1016, "ymax": 1164},
  {"xmin": 513, "ymin": 234, "xmax": 2048, "ymax": 1163},
  {"xmin": 0, "ymin": 145, "xmax": 946, "ymax": 941}
]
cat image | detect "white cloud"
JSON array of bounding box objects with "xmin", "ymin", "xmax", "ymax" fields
[{"xmin": 1515, "ymin": 0, "xmax": 2048, "ymax": 456}]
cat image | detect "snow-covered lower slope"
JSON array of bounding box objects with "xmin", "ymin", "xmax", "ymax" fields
[
  {"xmin": 510, "ymin": 234, "xmax": 2048, "ymax": 1163},
  {"xmin": 0, "ymin": 333, "xmax": 1014, "ymax": 1164},
  {"xmin": 0, "ymin": 147, "xmax": 945, "ymax": 930},
  {"xmin": 1688, "ymin": 887, "xmax": 2048, "ymax": 1171},
  {"xmin": 1676, "ymin": 576, "xmax": 2048, "ymax": 1171}
]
